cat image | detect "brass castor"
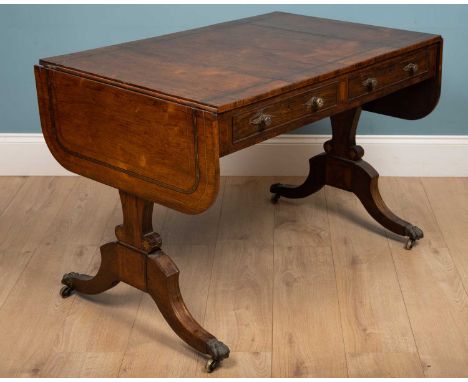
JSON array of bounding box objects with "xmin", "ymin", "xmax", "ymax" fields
[
  {"xmin": 271, "ymin": 193, "xmax": 281, "ymax": 204},
  {"xmin": 60, "ymin": 285, "xmax": 74, "ymax": 298},
  {"xmin": 405, "ymin": 238, "xmax": 416, "ymax": 250},
  {"xmin": 206, "ymin": 358, "xmax": 220, "ymax": 373},
  {"xmin": 404, "ymin": 225, "xmax": 424, "ymax": 250},
  {"xmin": 205, "ymin": 338, "xmax": 229, "ymax": 373}
]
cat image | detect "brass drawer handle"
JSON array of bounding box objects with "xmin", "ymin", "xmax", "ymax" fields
[
  {"xmin": 403, "ymin": 62, "xmax": 419, "ymax": 75},
  {"xmin": 306, "ymin": 96, "xmax": 325, "ymax": 111},
  {"xmin": 249, "ymin": 112, "xmax": 272, "ymax": 129},
  {"xmin": 362, "ymin": 77, "xmax": 378, "ymax": 91}
]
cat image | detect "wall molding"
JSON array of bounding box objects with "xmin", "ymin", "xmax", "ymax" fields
[{"xmin": 1, "ymin": 133, "xmax": 467, "ymax": 177}]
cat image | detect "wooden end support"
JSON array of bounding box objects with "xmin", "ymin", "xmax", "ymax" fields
[{"xmin": 60, "ymin": 190, "xmax": 229, "ymax": 372}]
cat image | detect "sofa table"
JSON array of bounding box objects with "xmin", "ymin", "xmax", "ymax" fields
[{"xmin": 34, "ymin": 12, "xmax": 443, "ymax": 372}]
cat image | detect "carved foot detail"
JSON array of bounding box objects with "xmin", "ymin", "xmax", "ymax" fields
[
  {"xmin": 269, "ymin": 154, "xmax": 327, "ymax": 202},
  {"xmin": 405, "ymin": 225, "xmax": 424, "ymax": 240},
  {"xmin": 404, "ymin": 225, "xmax": 424, "ymax": 250},
  {"xmin": 207, "ymin": 338, "xmax": 230, "ymax": 360},
  {"xmin": 59, "ymin": 243, "xmax": 119, "ymax": 296},
  {"xmin": 60, "ymin": 272, "xmax": 92, "ymax": 298},
  {"xmin": 206, "ymin": 338, "xmax": 230, "ymax": 372},
  {"xmin": 61, "ymin": 272, "xmax": 91, "ymax": 287},
  {"xmin": 270, "ymin": 180, "xmax": 323, "ymax": 200}
]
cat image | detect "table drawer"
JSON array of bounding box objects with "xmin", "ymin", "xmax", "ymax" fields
[
  {"xmin": 232, "ymin": 82, "xmax": 338, "ymax": 142},
  {"xmin": 348, "ymin": 48, "xmax": 430, "ymax": 100}
]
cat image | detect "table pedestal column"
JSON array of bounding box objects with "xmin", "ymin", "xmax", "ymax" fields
[
  {"xmin": 60, "ymin": 190, "xmax": 230, "ymax": 372},
  {"xmin": 271, "ymin": 107, "xmax": 424, "ymax": 250}
]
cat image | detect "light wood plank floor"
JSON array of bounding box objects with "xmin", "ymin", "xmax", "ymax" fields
[{"xmin": 1, "ymin": 176, "xmax": 468, "ymax": 377}]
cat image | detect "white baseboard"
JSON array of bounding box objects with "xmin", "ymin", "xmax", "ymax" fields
[{"xmin": 1, "ymin": 133, "xmax": 467, "ymax": 177}]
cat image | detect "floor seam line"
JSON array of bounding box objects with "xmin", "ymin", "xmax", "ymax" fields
[
  {"xmin": 116, "ymin": 291, "xmax": 144, "ymax": 377},
  {"xmin": 420, "ymin": 177, "xmax": 468, "ymax": 298},
  {"xmin": 0, "ymin": 177, "xmax": 28, "ymax": 219},
  {"xmin": 384, "ymin": 230, "xmax": 426, "ymax": 377},
  {"xmin": 324, "ymin": 186, "xmax": 350, "ymax": 378}
]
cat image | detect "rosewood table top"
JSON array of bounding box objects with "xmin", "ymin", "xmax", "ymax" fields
[
  {"xmin": 34, "ymin": 12, "xmax": 443, "ymax": 373},
  {"xmin": 40, "ymin": 12, "xmax": 440, "ymax": 112}
]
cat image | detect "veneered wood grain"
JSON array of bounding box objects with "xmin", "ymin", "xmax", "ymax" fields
[
  {"xmin": 39, "ymin": 12, "xmax": 441, "ymax": 112},
  {"xmin": 50, "ymin": 70, "xmax": 199, "ymax": 192},
  {"xmin": 119, "ymin": 175, "xmax": 224, "ymax": 376},
  {"xmin": 35, "ymin": 66, "xmax": 220, "ymax": 214},
  {"xmin": 119, "ymin": 245, "xmax": 215, "ymax": 377},
  {"xmin": 217, "ymin": 42, "xmax": 439, "ymax": 156},
  {"xmin": 34, "ymin": 13, "xmax": 443, "ymax": 215},
  {"xmin": 348, "ymin": 47, "xmax": 429, "ymax": 100},
  {"xmin": 28, "ymin": 11, "xmax": 446, "ymax": 376},
  {"xmin": 232, "ymin": 82, "xmax": 338, "ymax": 143},
  {"xmin": 363, "ymin": 40, "xmax": 442, "ymax": 119},
  {"xmin": 252, "ymin": 12, "xmax": 435, "ymax": 48}
]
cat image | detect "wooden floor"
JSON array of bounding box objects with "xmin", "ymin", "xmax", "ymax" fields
[{"xmin": 1, "ymin": 176, "xmax": 468, "ymax": 377}]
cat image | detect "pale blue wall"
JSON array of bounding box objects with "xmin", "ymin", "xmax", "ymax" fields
[{"xmin": 1, "ymin": 5, "xmax": 467, "ymax": 135}]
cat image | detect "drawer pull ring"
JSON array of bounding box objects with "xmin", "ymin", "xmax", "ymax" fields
[
  {"xmin": 249, "ymin": 112, "xmax": 272, "ymax": 129},
  {"xmin": 306, "ymin": 96, "xmax": 325, "ymax": 111},
  {"xmin": 403, "ymin": 63, "xmax": 419, "ymax": 75},
  {"xmin": 362, "ymin": 77, "xmax": 378, "ymax": 91}
]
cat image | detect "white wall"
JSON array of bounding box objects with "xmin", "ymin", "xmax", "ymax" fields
[{"xmin": 1, "ymin": 134, "xmax": 467, "ymax": 177}]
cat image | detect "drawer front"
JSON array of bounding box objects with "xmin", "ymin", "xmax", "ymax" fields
[
  {"xmin": 232, "ymin": 82, "xmax": 338, "ymax": 142},
  {"xmin": 348, "ymin": 48, "xmax": 430, "ymax": 100}
]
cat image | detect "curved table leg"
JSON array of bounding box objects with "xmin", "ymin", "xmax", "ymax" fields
[
  {"xmin": 59, "ymin": 190, "xmax": 229, "ymax": 372},
  {"xmin": 60, "ymin": 242, "xmax": 119, "ymax": 297},
  {"xmin": 270, "ymin": 153, "xmax": 326, "ymax": 203},
  {"xmin": 270, "ymin": 107, "xmax": 424, "ymax": 249},
  {"xmin": 353, "ymin": 160, "xmax": 424, "ymax": 249},
  {"xmin": 147, "ymin": 251, "xmax": 230, "ymax": 372}
]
